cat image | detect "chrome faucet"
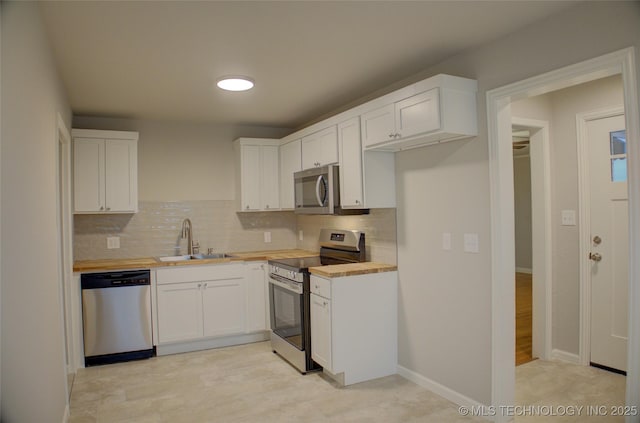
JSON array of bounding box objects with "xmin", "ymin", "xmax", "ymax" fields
[{"xmin": 181, "ymin": 218, "xmax": 195, "ymax": 255}]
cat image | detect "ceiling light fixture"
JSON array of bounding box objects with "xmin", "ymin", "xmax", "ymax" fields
[{"xmin": 216, "ymin": 76, "xmax": 254, "ymax": 92}]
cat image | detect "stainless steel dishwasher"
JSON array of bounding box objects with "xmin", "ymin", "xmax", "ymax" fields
[{"xmin": 81, "ymin": 270, "xmax": 154, "ymax": 366}]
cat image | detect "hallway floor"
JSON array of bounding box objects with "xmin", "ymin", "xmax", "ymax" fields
[
  {"xmin": 68, "ymin": 341, "xmax": 626, "ymax": 422},
  {"xmin": 516, "ymin": 272, "xmax": 534, "ymax": 366}
]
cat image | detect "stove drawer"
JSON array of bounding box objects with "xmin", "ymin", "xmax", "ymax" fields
[{"xmin": 310, "ymin": 275, "xmax": 331, "ymax": 299}]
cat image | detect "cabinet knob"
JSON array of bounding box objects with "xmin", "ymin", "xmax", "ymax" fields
[
  {"xmin": 394, "ymin": 133, "xmax": 401, "ymax": 139},
  {"xmin": 265, "ymin": 205, "xmax": 269, "ymax": 209},
  {"xmin": 355, "ymin": 200, "xmax": 360, "ymax": 204},
  {"xmin": 106, "ymin": 207, "xmax": 111, "ymax": 211},
  {"xmin": 100, "ymin": 206, "xmax": 104, "ymax": 211},
  {"xmin": 246, "ymin": 205, "xmax": 249, "ymax": 210},
  {"xmin": 389, "ymin": 133, "xmax": 395, "ymax": 138}
]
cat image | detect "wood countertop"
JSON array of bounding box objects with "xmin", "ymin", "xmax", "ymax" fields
[
  {"xmin": 309, "ymin": 262, "xmax": 398, "ymax": 278},
  {"xmin": 73, "ymin": 249, "xmax": 318, "ymax": 272}
]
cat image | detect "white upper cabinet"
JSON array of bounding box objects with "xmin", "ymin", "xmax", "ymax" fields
[
  {"xmin": 279, "ymin": 139, "xmax": 301, "ymax": 210},
  {"xmin": 301, "ymin": 126, "xmax": 338, "ymax": 170},
  {"xmin": 339, "ymin": 117, "xmax": 396, "ymax": 209},
  {"xmin": 338, "ymin": 117, "xmax": 364, "ymax": 208},
  {"xmin": 361, "ymin": 76, "xmax": 476, "ymax": 152},
  {"xmin": 72, "ymin": 129, "xmax": 138, "ymax": 214},
  {"xmin": 234, "ymin": 138, "xmax": 280, "ymax": 211}
]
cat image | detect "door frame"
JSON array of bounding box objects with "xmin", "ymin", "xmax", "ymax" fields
[
  {"xmin": 55, "ymin": 113, "xmax": 74, "ymax": 399},
  {"xmin": 576, "ymin": 106, "xmax": 626, "ymax": 366},
  {"xmin": 511, "ymin": 117, "xmax": 552, "ymax": 361},
  {"xmin": 487, "ymin": 47, "xmax": 640, "ymax": 422}
]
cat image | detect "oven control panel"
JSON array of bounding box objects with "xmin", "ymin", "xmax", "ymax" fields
[{"xmin": 269, "ymin": 265, "xmax": 304, "ymax": 283}]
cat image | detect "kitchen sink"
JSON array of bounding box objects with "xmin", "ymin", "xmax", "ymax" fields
[{"xmin": 158, "ymin": 253, "xmax": 230, "ymax": 262}]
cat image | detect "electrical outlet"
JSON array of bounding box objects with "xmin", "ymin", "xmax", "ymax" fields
[
  {"xmin": 561, "ymin": 210, "xmax": 576, "ymax": 226},
  {"xmin": 442, "ymin": 233, "xmax": 452, "ymax": 251},
  {"xmin": 107, "ymin": 236, "xmax": 120, "ymax": 249},
  {"xmin": 299, "ymin": 230, "xmax": 304, "ymax": 241},
  {"xmin": 463, "ymin": 233, "xmax": 479, "ymax": 253},
  {"xmin": 264, "ymin": 232, "xmax": 272, "ymax": 243}
]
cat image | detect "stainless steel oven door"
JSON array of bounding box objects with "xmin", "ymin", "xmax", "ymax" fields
[{"xmin": 269, "ymin": 274, "xmax": 305, "ymax": 351}]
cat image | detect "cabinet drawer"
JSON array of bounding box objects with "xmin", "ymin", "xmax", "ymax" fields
[{"xmin": 310, "ymin": 275, "xmax": 331, "ymax": 299}]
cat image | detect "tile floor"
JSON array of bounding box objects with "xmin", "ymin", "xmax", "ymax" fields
[{"xmin": 69, "ymin": 341, "xmax": 626, "ymax": 422}]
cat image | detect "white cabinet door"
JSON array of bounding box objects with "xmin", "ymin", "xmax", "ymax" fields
[
  {"xmin": 310, "ymin": 292, "xmax": 332, "ymax": 371},
  {"xmin": 73, "ymin": 130, "xmax": 138, "ymax": 214},
  {"xmin": 338, "ymin": 117, "xmax": 364, "ymax": 208},
  {"xmin": 240, "ymin": 145, "xmax": 262, "ymax": 211},
  {"xmin": 279, "ymin": 140, "xmax": 301, "ymax": 209},
  {"xmin": 104, "ymin": 139, "xmax": 137, "ymax": 212},
  {"xmin": 301, "ymin": 126, "xmax": 338, "ymax": 169},
  {"xmin": 156, "ymin": 282, "xmax": 203, "ymax": 343},
  {"xmin": 261, "ymin": 145, "xmax": 280, "ymax": 210},
  {"xmin": 361, "ymin": 104, "xmax": 395, "ymax": 148},
  {"xmin": 201, "ymin": 278, "xmax": 246, "ymax": 337},
  {"xmin": 237, "ymin": 141, "xmax": 280, "ymax": 211},
  {"xmin": 246, "ymin": 263, "xmax": 268, "ymax": 332},
  {"xmin": 395, "ymin": 88, "xmax": 441, "ymax": 139},
  {"xmin": 74, "ymin": 138, "xmax": 105, "ymax": 212}
]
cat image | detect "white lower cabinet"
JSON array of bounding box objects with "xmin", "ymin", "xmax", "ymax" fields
[
  {"xmin": 310, "ymin": 271, "xmax": 398, "ymax": 386},
  {"xmin": 155, "ymin": 262, "xmax": 269, "ymax": 351},
  {"xmin": 246, "ymin": 262, "xmax": 269, "ymax": 332},
  {"xmin": 156, "ymin": 282, "xmax": 204, "ymax": 343},
  {"xmin": 310, "ymin": 292, "xmax": 332, "ymax": 369}
]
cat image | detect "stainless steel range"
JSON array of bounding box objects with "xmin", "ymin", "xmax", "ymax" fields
[{"xmin": 268, "ymin": 229, "xmax": 365, "ymax": 373}]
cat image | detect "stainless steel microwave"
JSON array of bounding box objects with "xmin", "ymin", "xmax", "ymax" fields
[{"xmin": 294, "ymin": 165, "xmax": 340, "ymax": 214}]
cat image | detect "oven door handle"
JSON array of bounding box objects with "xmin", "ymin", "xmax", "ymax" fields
[{"xmin": 269, "ymin": 275, "xmax": 303, "ymax": 295}]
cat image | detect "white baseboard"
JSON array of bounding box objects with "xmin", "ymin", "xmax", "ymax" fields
[
  {"xmin": 397, "ymin": 365, "xmax": 492, "ymax": 420},
  {"xmin": 515, "ymin": 267, "xmax": 532, "ymax": 274},
  {"xmin": 62, "ymin": 404, "xmax": 69, "ymax": 423},
  {"xmin": 551, "ymin": 349, "xmax": 581, "ymax": 364},
  {"xmin": 156, "ymin": 331, "xmax": 269, "ymax": 356}
]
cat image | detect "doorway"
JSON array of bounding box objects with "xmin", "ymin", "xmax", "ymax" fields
[{"xmin": 487, "ymin": 48, "xmax": 640, "ymax": 421}]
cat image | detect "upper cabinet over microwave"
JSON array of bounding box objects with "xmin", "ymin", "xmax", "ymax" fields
[
  {"xmin": 72, "ymin": 129, "xmax": 139, "ymax": 214},
  {"xmin": 361, "ymin": 75, "xmax": 477, "ymax": 152}
]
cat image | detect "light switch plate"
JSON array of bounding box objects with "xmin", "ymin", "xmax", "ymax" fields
[
  {"xmin": 264, "ymin": 232, "xmax": 272, "ymax": 243},
  {"xmin": 561, "ymin": 210, "xmax": 576, "ymax": 226},
  {"xmin": 463, "ymin": 233, "xmax": 479, "ymax": 253},
  {"xmin": 442, "ymin": 233, "xmax": 452, "ymax": 251},
  {"xmin": 107, "ymin": 236, "xmax": 120, "ymax": 249}
]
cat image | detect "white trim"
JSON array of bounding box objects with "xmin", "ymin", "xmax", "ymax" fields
[
  {"xmin": 397, "ymin": 365, "xmax": 491, "ymax": 420},
  {"xmin": 71, "ymin": 128, "xmax": 138, "ymax": 141},
  {"xmin": 576, "ymin": 106, "xmax": 625, "ymax": 367},
  {"xmin": 515, "ymin": 267, "xmax": 532, "ymax": 274},
  {"xmin": 487, "ymin": 47, "xmax": 640, "ymax": 423},
  {"xmin": 551, "ymin": 349, "xmax": 582, "ymax": 365},
  {"xmin": 61, "ymin": 404, "xmax": 69, "ymax": 423}
]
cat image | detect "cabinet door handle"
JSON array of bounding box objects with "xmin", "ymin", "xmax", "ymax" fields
[
  {"xmin": 394, "ymin": 133, "xmax": 401, "ymax": 139},
  {"xmin": 388, "ymin": 133, "xmax": 395, "ymax": 138},
  {"xmin": 100, "ymin": 206, "xmax": 104, "ymax": 211},
  {"xmin": 355, "ymin": 200, "xmax": 360, "ymax": 204},
  {"xmin": 106, "ymin": 207, "xmax": 111, "ymax": 211},
  {"xmin": 197, "ymin": 283, "xmax": 202, "ymax": 289}
]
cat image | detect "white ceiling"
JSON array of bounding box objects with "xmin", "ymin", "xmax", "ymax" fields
[{"xmin": 39, "ymin": 1, "xmax": 579, "ymax": 130}]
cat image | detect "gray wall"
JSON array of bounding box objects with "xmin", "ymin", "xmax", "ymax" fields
[
  {"xmin": 1, "ymin": 2, "xmax": 72, "ymax": 421},
  {"xmin": 514, "ymin": 155, "xmax": 532, "ymax": 271},
  {"xmin": 512, "ymin": 75, "xmax": 623, "ymax": 356},
  {"xmin": 393, "ymin": 1, "xmax": 640, "ymax": 405}
]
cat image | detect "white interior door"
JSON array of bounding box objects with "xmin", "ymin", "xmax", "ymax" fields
[{"xmin": 588, "ymin": 113, "xmax": 628, "ymax": 372}]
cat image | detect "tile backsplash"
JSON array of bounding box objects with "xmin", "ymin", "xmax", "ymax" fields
[
  {"xmin": 73, "ymin": 200, "xmax": 297, "ymax": 260},
  {"xmin": 74, "ymin": 203, "xmax": 397, "ymax": 264},
  {"xmin": 296, "ymin": 208, "xmax": 397, "ymax": 264}
]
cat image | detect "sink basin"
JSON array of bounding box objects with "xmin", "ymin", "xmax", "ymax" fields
[
  {"xmin": 158, "ymin": 255, "xmax": 192, "ymax": 262},
  {"xmin": 158, "ymin": 253, "xmax": 230, "ymax": 262},
  {"xmin": 192, "ymin": 253, "xmax": 230, "ymax": 259}
]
